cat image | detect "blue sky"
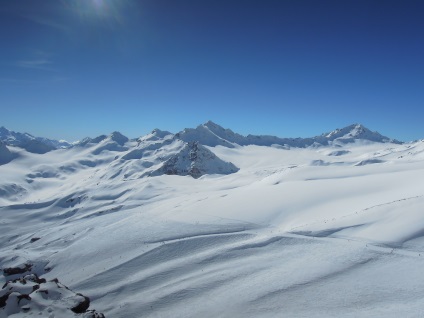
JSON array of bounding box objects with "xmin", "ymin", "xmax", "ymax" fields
[{"xmin": 1, "ymin": 0, "xmax": 423, "ymax": 141}]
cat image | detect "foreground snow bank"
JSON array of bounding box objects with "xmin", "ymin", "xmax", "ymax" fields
[{"xmin": 0, "ymin": 274, "xmax": 104, "ymax": 318}]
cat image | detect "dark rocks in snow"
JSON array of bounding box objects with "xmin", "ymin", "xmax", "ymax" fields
[
  {"xmin": 71, "ymin": 293, "xmax": 90, "ymax": 313},
  {"xmin": 84, "ymin": 310, "xmax": 106, "ymax": 318},
  {"xmin": 0, "ymin": 274, "xmax": 105, "ymax": 317},
  {"xmin": 30, "ymin": 237, "xmax": 41, "ymax": 243},
  {"xmin": 152, "ymin": 141, "xmax": 239, "ymax": 178},
  {"xmin": 3, "ymin": 263, "xmax": 32, "ymax": 276}
]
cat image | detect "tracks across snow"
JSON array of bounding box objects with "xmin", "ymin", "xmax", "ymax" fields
[{"xmin": 71, "ymin": 229, "xmax": 424, "ymax": 318}]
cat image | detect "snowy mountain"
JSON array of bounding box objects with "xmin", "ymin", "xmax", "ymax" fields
[
  {"xmin": 1, "ymin": 122, "xmax": 423, "ymax": 317},
  {"xmin": 176, "ymin": 121, "xmax": 244, "ymax": 148},
  {"xmin": 1, "ymin": 122, "xmax": 399, "ymax": 156},
  {"xmin": 176, "ymin": 121, "xmax": 400, "ymax": 148},
  {"xmin": 0, "ymin": 126, "xmax": 71, "ymax": 153},
  {"xmin": 322, "ymin": 123, "xmax": 401, "ymax": 144}
]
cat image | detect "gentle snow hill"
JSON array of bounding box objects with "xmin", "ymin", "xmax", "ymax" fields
[{"xmin": 1, "ymin": 122, "xmax": 423, "ymax": 318}]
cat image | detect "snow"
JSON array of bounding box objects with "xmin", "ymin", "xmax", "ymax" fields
[{"xmin": 1, "ymin": 123, "xmax": 424, "ymax": 317}]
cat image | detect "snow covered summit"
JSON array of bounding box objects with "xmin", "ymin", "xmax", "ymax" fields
[{"xmin": 323, "ymin": 124, "xmax": 401, "ymax": 144}]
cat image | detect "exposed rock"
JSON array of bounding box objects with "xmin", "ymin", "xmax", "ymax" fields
[
  {"xmin": 84, "ymin": 310, "xmax": 106, "ymax": 318},
  {"xmin": 30, "ymin": 237, "xmax": 41, "ymax": 243},
  {"xmin": 3, "ymin": 263, "xmax": 32, "ymax": 276},
  {"xmin": 0, "ymin": 275, "xmax": 105, "ymax": 317},
  {"xmin": 152, "ymin": 142, "xmax": 239, "ymax": 178},
  {"xmin": 71, "ymin": 293, "xmax": 90, "ymax": 313}
]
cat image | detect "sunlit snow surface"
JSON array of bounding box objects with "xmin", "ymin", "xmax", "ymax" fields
[{"xmin": 1, "ymin": 139, "xmax": 424, "ymax": 317}]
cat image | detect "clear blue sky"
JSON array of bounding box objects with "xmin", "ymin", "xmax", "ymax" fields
[{"xmin": 1, "ymin": 0, "xmax": 423, "ymax": 141}]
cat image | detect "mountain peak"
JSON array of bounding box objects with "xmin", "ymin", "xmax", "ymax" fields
[
  {"xmin": 109, "ymin": 131, "xmax": 129, "ymax": 146},
  {"xmin": 323, "ymin": 124, "xmax": 400, "ymax": 144},
  {"xmin": 203, "ymin": 120, "xmax": 223, "ymax": 129}
]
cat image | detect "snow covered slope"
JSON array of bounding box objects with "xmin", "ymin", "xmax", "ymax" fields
[{"xmin": 0, "ymin": 123, "xmax": 423, "ymax": 317}]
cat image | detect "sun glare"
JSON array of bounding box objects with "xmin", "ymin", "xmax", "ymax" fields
[
  {"xmin": 69, "ymin": 0, "xmax": 125, "ymax": 25},
  {"xmin": 92, "ymin": 0, "xmax": 105, "ymax": 9}
]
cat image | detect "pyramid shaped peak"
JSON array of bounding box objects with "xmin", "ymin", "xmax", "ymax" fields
[
  {"xmin": 110, "ymin": 131, "xmax": 126, "ymax": 137},
  {"xmin": 204, "ymin": 120, "xmax": 220, "ymax": 126},
  {"xmin": 348, "ymin": 123, "xmax": 368, "ymax": 130},
  {"xmin": 322, "ymin": 123, "xmax": 400, "ymax": 144},
  {"xmin": 151, "ymin": 128, "xmax": 172, "ymax": 136},
  {"xmin": 109, "ymin": 131, "xmax": 129, "ymax": 146}
]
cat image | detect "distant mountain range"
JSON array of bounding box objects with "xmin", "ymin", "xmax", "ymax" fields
[
  {"xmin": 176, "ymin": 121, "xmax": 400, "ymax": 148},
  {"xmin": 0, "ymin": 126, "xmax": 71, "ymax": 154},
  {"xmin": 0, "ymin": 122, "xmax": 400, "ymax": 154},
  {"xmin": 0, "ymin": 122, "xmax": 404, "ymax": 178}
]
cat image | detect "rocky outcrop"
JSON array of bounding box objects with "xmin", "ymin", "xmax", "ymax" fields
[
  {"xmin": 152, "ymin": 142, "xmax": 239, "ymax": 178},
  {"xmin": 0, "ymin": 274, "xmax": 105, "ymax": 317},
  {"xmin": 3, "ymin": 264, "xmax": 32, "ymax": 276}
]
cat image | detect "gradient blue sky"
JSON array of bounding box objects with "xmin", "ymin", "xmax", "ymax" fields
[{"xmin": 1, "ymin": 0, "xmax": 423, "ymax": 141}]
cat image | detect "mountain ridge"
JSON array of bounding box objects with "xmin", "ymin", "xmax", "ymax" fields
[{"xmin": 0, "ymin": 122, "xmax": 402, "ymax": 155}]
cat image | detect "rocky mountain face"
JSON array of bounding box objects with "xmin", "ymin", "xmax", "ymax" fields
[{"xmin": 151, "ymin": 141, "xmax": 239, "ymax": 178}]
